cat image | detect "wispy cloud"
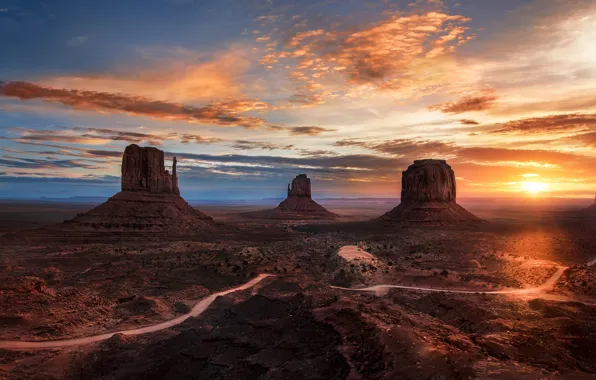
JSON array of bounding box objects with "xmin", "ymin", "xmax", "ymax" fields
[
  {"xmin": 489, "ymin": 113, "xmax": 596, "ymax": 134},
  {"xmin": 430, "ymin": 91, "xmax": 498, "ymax": 114},
  {"xmin": 257, "ymin": 8, "xmax": 474, "ymax": 104},
  {"xmin": 230, "ymin": 140, "xmax": 295, "ymax": 151},
  {"xmin": 67, "ymin": 35, "xmax": 87, "ymax": 47},
  {"xmin": 41, "ymin": 46, "xmax": 255, "ymax": 103},
  {"xmin": 288, "ymin": 126, "xmax": 336, "ymax": 136},
  {"xmin": 0, "ymin": 81, "xmax": 274, "ymax": 130},
  {"xmin": 4, "ymin": 126, "xmax": 225, "ymax": 146},
  {"xmin": 333, "ymin": 138, "xmax": 457, "ymax": 157}
]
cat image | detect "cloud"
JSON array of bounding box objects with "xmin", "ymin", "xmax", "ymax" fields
[
  {"xmin": 0, "ymin": 81, "xmax": 274, "ymax": 130},
  {"xmin": 430, "ymin": 92, "xmax": 498, "ymax": 114},
  {"xmin": 569, "ymin": 131, "xmax": 596, "ymax": 147},
  {"xmin": 169, "ymin": 151, "xmax": 405, "ymax": 172},
  {"xmin": 258, "ymin": 9, "xmax": 473, "ymax": 103},
  {"xmin": 67, "ymin": 36, "xmax": 87, "ymax": 47},
  {"xmin": 179, "ymin": 135, "xmax": 224, "ymax": 144},
  {"xmin": 455, "ymin": 147, "xmax": 586, "ymax": 166},
  {"xmin": 333, "ymin": 138, "xmax": 457, "ymax": 157},
  {"xmin": 230, "ymin": 140, "xmax": 295, "ymax": 151},
  {"xmin": 288, "ymin": 126, "xmax": 337, "ymax": 136},
  {"xmin": 5, "ymin": 127, "xmax": 225, "ymax": 146},
  {"xmin": 41, "ymin": 46, "xmax": 254, "ymax": 103},
  {"xmin": 460, "ymin": 119, "xmax": 479, "ymax": 125},
  {"xmin": 0, "ymin": 157, "xmax": 106, "ymax": 170},
  {"xmin": 489, "ymin": 113, "xmax": 596, "ymax": 134}
]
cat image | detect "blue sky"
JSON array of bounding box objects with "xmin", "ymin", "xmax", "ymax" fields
[{"xmin": 1, "ymin": 0, "xmax": 596, "ymax": 199}]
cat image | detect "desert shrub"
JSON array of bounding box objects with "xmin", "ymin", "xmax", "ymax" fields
[{"xmin": 173, "ymin": 302, "xmax": 191, "ymax": 314}]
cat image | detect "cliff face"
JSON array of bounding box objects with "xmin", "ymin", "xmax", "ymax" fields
[
  {"xmin": 401, "ymin": 160, "xmax": 456, "ymax": 203},
  {"xmin": 287, "ymin": 174, "xmax": 312, "ymax": 198},
  {"xmin": 121, "ymin": 144, "xmax": 179, "ymax": 195}
]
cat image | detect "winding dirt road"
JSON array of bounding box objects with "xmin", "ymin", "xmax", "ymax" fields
[
  {"xmin": 1, "ymin": 251, "xmax": 594, "ymax": 351},
  {"xmin": 331, "ymin": 266, "xmax": 568, "ymax": 295},
  {"xmin": 0, "ymin": 274, "xmax": 274, "ymax": 350}
]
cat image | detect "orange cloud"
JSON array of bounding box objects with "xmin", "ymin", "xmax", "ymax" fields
[
  {"xmin": 288, "ymin": 126, "xmax": 337, "ymax": 136},
  {"xmin": 5, "ymin": 127, "xmax": 224, "ymax": 147},
  {"xmin": 0, "ymin": 81, "xmax": 273, "ymax": 129},
  {"xmin": 333, "ymin": 138, "xmax": 457, "ymax": 157},
  {"xmin": 258, "ymin": 10, "xmax": 473, "ymax": 104},
  {"xmin": 430, "ymin": 91, "xmax": 498, "ymax": 114},
  {"xmin": 40, "ymin": 47, "xmax": 253, "ymax": 103},
  {"xmin": 489, "ymin": 113, "xmax": 596, "ymax": 134}
]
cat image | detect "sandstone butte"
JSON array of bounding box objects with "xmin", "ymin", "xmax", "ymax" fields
[
  {"xmin": 244, "ymin": 174, "xmax": 338, "ymax": 220},
  {"xmin": 381, "ymin": 159, "xmax": 480, "ymax": 224},
  {"xmin": 62, "ymin": 144, "xmax": 217, "ymax": 234}
]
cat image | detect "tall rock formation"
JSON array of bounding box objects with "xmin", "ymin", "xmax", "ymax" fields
[
  {"xmin": 381, "ymin": 159, "xmax": 479, "ymax": 224},
  {"xmin": 243, "ymin": 174, "xmax": 337, "ymax": 220},
  {"xmin": 287, "ymin": 174, "xmax": 312, "ymax": 198},
  {"xmin": 62, "ymin": 144, "xmax": 216, "ymax": 234}
]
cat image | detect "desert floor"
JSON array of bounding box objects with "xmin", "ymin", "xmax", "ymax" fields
[{"xmin": 1, "ymin": 198, "xmax": 596, "ymax": 379}]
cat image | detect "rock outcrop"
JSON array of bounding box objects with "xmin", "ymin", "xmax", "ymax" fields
[
  {"xmin": 243, "ymin": 174, "xmax": 338, "ymax": 220},
  {"xmin": 381, "ymin": 159, "xmax": 480, "ymax": 224},
  {"xmin": 62, "ymin": 144, "xmax": 216, "ymax": 234}
]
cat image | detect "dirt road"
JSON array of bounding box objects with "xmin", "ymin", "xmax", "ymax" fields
[{"xmin": 0, "ymin": 274, "xmax": 273, "ymax": 350}]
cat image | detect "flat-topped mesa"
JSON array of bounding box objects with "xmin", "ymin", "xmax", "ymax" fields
[
  {"xmin": 401, "ymin": 159, "xmax": 456, "ymax": 203},
  {"xmin": 121, "ymin": 144, "xmax": 179, "ymax": 195},
  {"xmin": 381, "ymin": 159, "xmax": 479, "ymax": 224},
  {"xmin": 287, "ymin": 174, "xmax": 312, "ymax": 198}
]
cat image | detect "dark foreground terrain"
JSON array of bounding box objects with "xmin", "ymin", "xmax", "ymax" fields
[{"xmin": 1, "ymin": 199, "xmax": 596, "ymax": 379}]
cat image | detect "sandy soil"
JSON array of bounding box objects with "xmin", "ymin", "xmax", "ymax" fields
[{"xmin": 337, "ymin": 245, "xmax": 375, "ymax": 262}]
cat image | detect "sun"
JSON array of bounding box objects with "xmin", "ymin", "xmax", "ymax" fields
[{"xmin": 521, "ymin": 181, "xmax": 549, "ymax": 195}]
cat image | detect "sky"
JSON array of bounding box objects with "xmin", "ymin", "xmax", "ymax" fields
[{"xmin": 1, "ymin": 0, "xmax": 596, "ymax": 200}]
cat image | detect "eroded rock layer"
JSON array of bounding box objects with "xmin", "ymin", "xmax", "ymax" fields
[
  {"xmin": 64, "ymin": 192, "xmax": 215, "ymax": 233},
  {"xmin": 382, "ymin": 159, "xmax": 479, "ymax": 224}
]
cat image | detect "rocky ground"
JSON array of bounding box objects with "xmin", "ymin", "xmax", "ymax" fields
[{"xmin": 1, "ymin": 203, "xmax": 596, "ymax": 379}]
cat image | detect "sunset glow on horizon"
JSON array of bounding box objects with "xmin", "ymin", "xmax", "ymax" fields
[{"xmin": 0, "ymin": 0, "xmax": 595, "ymax": 200}]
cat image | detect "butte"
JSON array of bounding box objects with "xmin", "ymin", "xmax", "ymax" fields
[
  {"xmin": 243, "ymin": 174, "xmax": 338, "ymax": 220},
  {"xmin": 61, "ymin": 144, "xmax": 217, "ymax": 234},
  {"xmin": 380, "ymin": 159, "xmax": 480, "ymax": 224}
]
